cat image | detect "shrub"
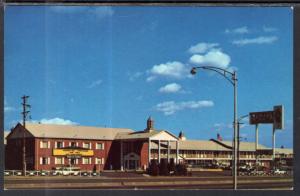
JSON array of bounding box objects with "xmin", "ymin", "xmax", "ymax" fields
[
  {"xmin": 175, "ymin": 163, "xmax": 188, "ymax": 176},
  {"xmin": 168, "ymin": 159, "xmax": 176, "ymax": 174},
  {"xmin": 149, "ymin": 160, "xmax": 159, "ymax": 176},
  {"xmin": 159, "ymin": 159, "xmax": 170, "ymax": 176}
]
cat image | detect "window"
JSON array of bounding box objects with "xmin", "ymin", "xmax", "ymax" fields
[
  {"xmin": 55, "ymin": 141, "xmax": 63, "ymax": 148},
  {"xmin": 40, "ymin": 157, "xmax": 50, "ymax": 165},
  {"xmin": 70, "ymin": 142, "xmax": 77, "ymax": 147},
  {"xmin": 95, "ymin": 158, "xmax": 105, "ymax": 165},
  {"xmin": 82, "ymin": 157, "xmax": 91, "ymax": 164},
  {"xmin": 96, "ymin": 143, "xmax": 104, "ymax": 150},
  {"xmin": 83, "ymin": 142, "xmax": 90, "ymax": 149},
  {"xmin": 55, "ymin": 157, "xmax": 64, "ymax": 165},
  {"xmin": 40, "ymin": 141, "xmax": 50, "ymax": 149}
]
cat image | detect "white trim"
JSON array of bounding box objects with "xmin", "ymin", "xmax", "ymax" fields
[
  {"xmin": 48, "ymin": 141, "xmax": 50, "ymax": 149},
  {"xmin": 48, "ymin": 157, "xmax": 50, "ymax": 164},
  {"xmin": 102, "ymin": 158, "xmax": 104, "ymax": 164},
  {"xmin": 39, "ymin": 157, "xmax": 42, "ymax": 164},
  {"xmin": 62, "ymin": 157, "xmax": 65, "ymax": 164},
  {"xmin": 40, "ymin": 141, "xmax": 42, "ymax": 148}
]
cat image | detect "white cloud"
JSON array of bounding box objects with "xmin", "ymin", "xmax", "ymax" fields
[
  {"xmin": 31, "ymin": 118, "xmax": 78, "ymax": 125},
  {"xmin": 232, "ymin": 36, "xmax": 278, "ymax": 46},
  {"xmin": 188, "ymin": 42, "xmax": 219, "ymax": 54},
  {"xmin": 146, "ymin": 76, "xmax": 156, "ymax": 82},
  {"xmin": 159, "ymin": 83, "xmax": 182, "ymax": 93},
  {"xmin": 263, "ymin": 26, "xmax": 278, "ymax": 32},
  {"xmin": 155, "ymin": 100, "xmax": 214, "ymax": 115},
  {"xmin": 87, "ymin": 79, "xmax": 102, "ymax": 88},
  {"xmin": 4, "ymin": 106, "xmax": 16, "ymax": 112},
  {"xmin": 50, "ymin": 6, "xmax": 114, "ymax": 19},
  {"xmin": 189, "ymin": 49, "xmax": 231, "ymax": 69},
  {"xmin": 148, "ymin": 61, "xmax": 190, "ymax": 80},
  {"xmin": 129, "ymin": 72, "xmax": 143, "ymax": 81},
  {"xmin": 4, "ymin": 98, "xmax": 16, "ymax": 113},
  {"xmin": 225, "ymin": 26, "xmax": 249, "ymax": 34}
]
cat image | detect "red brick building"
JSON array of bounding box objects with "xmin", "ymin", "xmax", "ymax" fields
[{"xmin": 5, "ymin": 117, "xmax": 293, "ymax": 172}]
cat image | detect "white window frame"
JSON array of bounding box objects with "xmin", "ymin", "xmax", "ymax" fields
[
  {"xmin": 83, "ymin": 142, "xmax": 90, "ymax": 149},
  {"xmin": 40, "ymin": 157, "xmax": 50, "ymax": 165},
  {"xmin": 96, "ymin": 143, "xmax": 104, "ymax": 150},
  {"xmin": 55, "ymin": 157, "xmax": 63, "ymax": 165},
  {"xmin": 40, "ymin": 141, "xmax": 49, "ymax": 149},
  {"xmin": 82, "ymin": 157, "xmax": 89, "ymax": 165}
]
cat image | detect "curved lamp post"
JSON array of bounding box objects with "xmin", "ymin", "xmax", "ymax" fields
[{"xmin": 190, "ymin": 66, "xmax": 238, "ymax": 190}]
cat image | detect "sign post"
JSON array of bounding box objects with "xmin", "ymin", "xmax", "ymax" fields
[{"xmin": 249, "ymin": 105, "xmax": 284, "ymax": 170}]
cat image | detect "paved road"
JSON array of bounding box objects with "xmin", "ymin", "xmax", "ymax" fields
[{"xmin": 4, "ymin": 175, "xmax": 293, "ymax": 190}]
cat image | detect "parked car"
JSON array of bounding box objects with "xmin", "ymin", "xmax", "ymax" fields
[
  {"xmin": 51, "ymin": 170, "xmax": 60, "ymax": 176},
  {"xmin": 39, "ymin": 171, "xmax": 48, "ymax": 176},
  {"xmin": 273, "ymin": 169, "xmax": 287, "ymax": 175},
  {"xmin": 27, "ymin": 171, "xmax": 37, "ymax": 176},
  {"xmin": 92, "ymin": 172, "xmax": 98, "ymax": 176},
  {"xmin": 4, "ymin": 170, "xmax": 11, "ymax": 176},
  {"xmin": 81, "ymin": 171, "xmax": 89, "ymax": 176},
  {"xmin": 54, "ymin": 167, "xmax": 80, "ymax": 176}
]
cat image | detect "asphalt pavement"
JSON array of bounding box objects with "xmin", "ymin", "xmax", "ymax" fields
[{"xmin": 4, "ymin": 172, "xmax": 293, "ymax": 190}]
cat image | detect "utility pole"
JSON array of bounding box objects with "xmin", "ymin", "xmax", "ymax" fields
[{"xmin": 21, "ymin": 95, "xmax": 31, "ymax": 176}]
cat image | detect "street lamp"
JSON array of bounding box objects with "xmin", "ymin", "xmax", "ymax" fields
[{"xmin": 190, "ymin": 66, "xmax": 238, "ymax": 190}]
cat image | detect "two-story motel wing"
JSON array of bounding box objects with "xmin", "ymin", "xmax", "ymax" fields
[{"xmin": 4, "ymin": 117, "xmax": 293, "ymax": 171}]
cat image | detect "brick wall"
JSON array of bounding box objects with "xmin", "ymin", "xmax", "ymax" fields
[{"xmin": 5, "ymin": 138, "xmax": 35, "ymax": 170}]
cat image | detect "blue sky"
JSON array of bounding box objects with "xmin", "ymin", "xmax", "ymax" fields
[{"xmin": 4, "ymin": 6, "xmax": 293, "ymax": 148}]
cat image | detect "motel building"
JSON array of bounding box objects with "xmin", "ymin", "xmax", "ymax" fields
[{"xmin": 5, "ymin": 117, "xmax": 293, "ymax": 172}]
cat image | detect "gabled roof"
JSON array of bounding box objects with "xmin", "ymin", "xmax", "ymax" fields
[
  {"xmin": 9, "ymin": 123, "xmax": 134, "ymax": 140},
  {"xmin": 115, "ymin": 129, "xmax": 178, "ymax": 141},
  {"xmin": 115, "ymin": 130, "xmax": 159, "ymax": 140}
]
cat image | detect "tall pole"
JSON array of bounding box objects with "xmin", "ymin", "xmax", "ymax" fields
[
  {"xmin": 233, "ymin": 71, "xmax": 238, "ymax": 190},
  {"xmin": 21, "ymin": 95, "xmax": 30, "ymax": 176},
  {"xmin": 237, "ymin": 122, "xmax": 240, "ymax": 175},
  {"xmin": 255, "ymin": 124, "xmax": 259, "ymax": 168},
  {"xmin": 272, "ymin": 125, "xmax": 276, "ymax": 169},
  {"xmin": 190, "ymin": 66, "xmax": 238, "ymax": 190}
]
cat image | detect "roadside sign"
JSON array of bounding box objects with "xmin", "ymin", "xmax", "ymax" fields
[
  {"xmin": 273, "ymin": 105, "xmax": 284, "ymax": 129},
  {"xmin": 249, "ymin": 111, "xmax": 274, "ymax": 124},
  {"xmin": 249, "ymin": 105, "xmax": 284, "ymax": 130}
]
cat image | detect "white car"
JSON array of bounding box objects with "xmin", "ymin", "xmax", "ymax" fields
[
  {"xmin": 274, "ymin": 169, "xmax": 287, "ymax": 175},
  {"xmin": 55, "ymin": 167, "xmax": 80, "ymax": 176}
]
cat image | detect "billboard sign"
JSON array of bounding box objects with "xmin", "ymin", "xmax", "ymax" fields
[
  {"xmin": 249, "ymin": 105, "xmax": 284, "ymax": 130},
  {"xmin": 249, "ymin": 111, "xmax": 274, "ymax": 124},
  {"xmin": 273, "ymin": 105, "xmax": 284, "ymax": 129}
]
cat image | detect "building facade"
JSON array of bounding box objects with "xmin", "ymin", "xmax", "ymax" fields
[{"xmin": 4, "ymin": 117, "xmax": 293, "ymax": 171}]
